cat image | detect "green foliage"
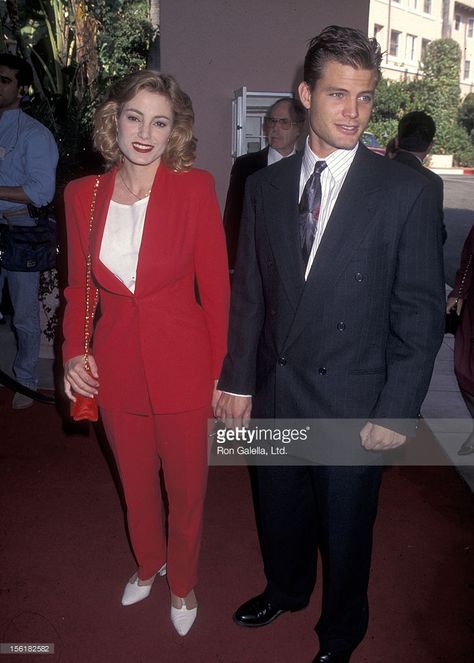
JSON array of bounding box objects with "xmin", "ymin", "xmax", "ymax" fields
[
  {"xmin": 459, "ymin": 93, "xmax": 474, "ymax": 139},
  {"xmin": 94, "ymin": 0, "xmax": 155, "ymax": 80},
  {"xmin": 0, "ymin": 0, "xmax": 156, "ymax": 181},
  {"xmin": 370, "ymin": 38, "xmax": 474, "ymax": 166},
  {"xmin": 421, "ymin": 38, "xmax": 461, "ymax": 94},
  {"xmin": 371, "ymin": 78, "xmax": 408, "ymax": 123}
]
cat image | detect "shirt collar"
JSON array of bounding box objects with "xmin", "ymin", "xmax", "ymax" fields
[
  {"xmin": 267, "ymin": 144, "xmax": 296, "ymax": 165},
  {"xmin": 0, "ymin": 108, "xmax": 22, "ymax": 122},
  {"xmin": 302, "ymin": 137, "xmax": 359, "ymax": 183}
]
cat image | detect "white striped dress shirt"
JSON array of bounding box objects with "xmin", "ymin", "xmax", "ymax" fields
[{"xmin": 300, "ymin": 139, "xmax": 359, "ymax": 280}]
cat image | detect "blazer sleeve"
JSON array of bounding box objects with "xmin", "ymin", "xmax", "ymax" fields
[
  {"xmin": 218, "ymin": 175, "xmax": 265, "ymax": 394},
  {"xmin": 194, "ymin": 173, "xmax": 230, "ymax": 379},
  {"xmin": 62, "ymin": 178, "xmax": 96, "ymax": 364},
  {"xmin": 371, "ymin": 182, "xmax": 446, "ymax": 424}
]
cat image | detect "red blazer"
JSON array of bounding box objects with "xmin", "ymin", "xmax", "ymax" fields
[
  {"xmin": 451, "ymin": 224, "xmax": 474, "ymax": 394},
  {"xmin": 63, "ymin": 164, "xmax": 230, "ymax": 414}
]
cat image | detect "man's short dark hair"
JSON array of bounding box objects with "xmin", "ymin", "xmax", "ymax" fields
[
  {"xmin": 0, "ymin": 54, "xmax": 33, "ymax": 88},
  {"xmin": 303, "ymin": 25, "xmax": 382, "ymax": 89},
  {"xmin": 397, "ymin": 111, "xmax": 436, "ymax": 152},
  {"xmin": 268, "ymin": 97, "xmax": 306, "ymax": 125}
]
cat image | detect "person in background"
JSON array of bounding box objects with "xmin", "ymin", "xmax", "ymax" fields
[
  {"xmin": 447, "ymin": 223, "xmax": 474, "ymax": 455},
  {"xmin": 216, "ymin": 25, "xmax": 445, "ymax": 662},
  {"xmin": 0, "ymin": 53, "xmax": 58, "ymax": 408},
  {"xmin": 63, "ymin": 71, "xmax": 229, "ymax": 636},
  {"xmin": 392, "ymin": 110, "xmax": 447, "ymax": 244},
  {"xmin": 223, "ymin": 97, "xmax": 305, "ymax": 270},
  {"xmin": 384, "ymin": 136, "xmax": 397, "ymax": 159}
]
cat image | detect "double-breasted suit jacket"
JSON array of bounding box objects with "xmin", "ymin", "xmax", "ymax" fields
[
  {"xmin": 219, "ymin": 145, "xmax": 445, "ymax": 428},
  {"xmin": 394, "ymin": 149, "xmax": 447, "ymax": 244},
  {"xmin": 63, "ymin": 164, "xmax": 229, "ymax": 415}
]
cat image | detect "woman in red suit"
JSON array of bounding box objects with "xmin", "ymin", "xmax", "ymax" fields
[{"xmin": 63, "ymin": 71, "xmax": 229, "ymax": 635}]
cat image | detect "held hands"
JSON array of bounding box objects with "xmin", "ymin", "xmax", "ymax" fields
[
  {"xmin": 64, "ymin": 354, "xmax": 99, "ymax": 402},
  {"xmin": 446, "ymin": 296, "xmax": 463, "ymax": 315},
  {"xmin": 360, "ymin": 422, "xmax": 406, "ymax": 451},
  {"xmin": 211, "ymin": 380, "xmax": 222, "ymax": 414},
  {"xmin": 214, "ymin": 392, "xmax": 252, "ymax": 428}
]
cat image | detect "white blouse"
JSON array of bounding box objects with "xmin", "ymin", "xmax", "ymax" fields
[{"xmin": 99, "ymin": 196, "xmax": 149, "ymax": 293}]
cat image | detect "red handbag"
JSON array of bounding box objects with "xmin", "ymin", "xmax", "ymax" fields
[
  {"xmin": 70, "ymin": 176, "xmax": 101, "ymax": 422},
  {"xmin": 70, "ymin": 389, "xmax": 99, "ymax": 422}
]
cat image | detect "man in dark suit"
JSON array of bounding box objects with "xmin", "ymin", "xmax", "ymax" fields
[
  {"xmin": 215, "ymin": 25, "xmax": 445, "ymax": 662},
  {"xmin": 223, "ymin": 97, "xmax": 305, "ymax": 269},
  {"xmin": 393, "ymin": 110, "xmax": 447, "ymax": 243}
]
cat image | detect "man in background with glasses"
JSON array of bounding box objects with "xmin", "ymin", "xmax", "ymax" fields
[{"xmin": 223, "ymin": 97, "xmax": 305, "ymax": 270}]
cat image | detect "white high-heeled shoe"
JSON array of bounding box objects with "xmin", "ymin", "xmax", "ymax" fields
[
  {"xmin": 121, "ymin": 563, "xmax": 167, "ymax": 606},
  {"xmin": 170, "ymin": 595, "xmax": 197, "ymax": 636}
]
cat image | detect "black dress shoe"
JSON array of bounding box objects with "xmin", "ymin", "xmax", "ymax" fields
[
  {"xmin": 233, "ymin": 593, "xmax": 285, "ymax": 627},
  {"xmin": 312, "ymin": 651, "xmax": 352, "ymax": 663},
  {"xmin": 458, "ymin": 432, "xmax": 474, "ymax": 455}
]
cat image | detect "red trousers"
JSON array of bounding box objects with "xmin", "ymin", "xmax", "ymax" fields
[{"xmin": 101, "ymin": 405, "xmax": 210, "ymax": 597}]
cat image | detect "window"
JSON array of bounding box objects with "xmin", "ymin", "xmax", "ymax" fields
[
  {"xmin": 469, "ymin": 18, "xmax": 474, "ymax": 38},
  {"xmin": 409, "ymin": 0, "xmax": 418, "ymax": 9},
  {"xmin": 423, "ymin": 0, "xmax": 432, "ymax": 13},
  {"xmin": 455, "ymin": 14, "xmax": 461, "ymax": 31},
  {"xmin": 390, "ymin": 30, "xmax": 401, "ymax": 57},
  {"xmin": 464, "ymin": 60, "xmax": 471, "ymax": 80},
  {"xmin": 406, "ymin": 34, "xmax": 417, "ymax": 61}
]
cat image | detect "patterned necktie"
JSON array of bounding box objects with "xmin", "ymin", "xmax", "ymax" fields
[{"xmin": 299, "ymin": 160, "xmax": 327, "ymax": 265}]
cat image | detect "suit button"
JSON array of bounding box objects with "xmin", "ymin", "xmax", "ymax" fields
[
  {"xmin": 355, "ymin": 272, "xmax": 364, "ymax": 282},
  {"xmin": 318, "ymin": 367, "xmax": 327, "ymax": 375},
  {"xmin": 270, "ymin": 308, "xmax": 277, "ymax": 316},
  {"xmin": 336, "ymin": 322, "xmax": 346, "ymax": 331},
  {"xmin": 278, "ymin": 357, "xmax": 287, "ymax": 366}
]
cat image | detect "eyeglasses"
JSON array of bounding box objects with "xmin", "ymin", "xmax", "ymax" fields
[{"xmin": 263, "ymin": 117, "xmax": 301, "ymax": 130}]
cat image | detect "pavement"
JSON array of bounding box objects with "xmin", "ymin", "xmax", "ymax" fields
[
  {"xmin": 431, "ymin": 167, "xmax": 474, "ymax": 176},
  {"xmin": 1, "ymin": 288, "xmax": 473, "ymax": 491}
]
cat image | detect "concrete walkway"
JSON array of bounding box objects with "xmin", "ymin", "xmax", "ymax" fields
[{"xmin": 421, "ymin": 332, "xmax": 474, "ymax": 490}]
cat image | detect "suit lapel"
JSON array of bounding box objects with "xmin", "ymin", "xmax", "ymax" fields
[
  {"xmin": 90, "ymin": 169, "xmax": 135, "ymax": 296},
  {"xmin": 263, "ymin": 154, "xmax": 306, "ymax": 309},
  {"xmin": 133, "ymin": 163, "xmax": 168, "ymax": 296},
  {"xmin": 284, "ymin": 147, "xmax": 384, "ymax": 348}
]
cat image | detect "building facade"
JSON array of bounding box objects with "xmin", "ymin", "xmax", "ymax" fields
[{"xmin": 368, "ymin": 0, "xmax": 474, "ymax": 96}]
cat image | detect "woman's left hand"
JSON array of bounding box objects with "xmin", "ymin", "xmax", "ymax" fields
[
  {"xmin": 211, "ymin": 380, "xmax": 222, "ymax": 417},
  {"xmin": 446, "ymin": 296, "xmax": 463, "ymax": 315}
]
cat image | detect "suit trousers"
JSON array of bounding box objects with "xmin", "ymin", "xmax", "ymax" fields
[
  {"xmin": 257, "ymin": 464, "xmax": 383, "ymax": 653},
  {"xmin": 101, "ymin": 404, "xmax": 210, "ymax": 597}
]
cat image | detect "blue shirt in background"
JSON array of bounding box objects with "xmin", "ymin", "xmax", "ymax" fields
[{"xmin": 0, "ymin": 108, "xmax": 59, "ymax": 219}]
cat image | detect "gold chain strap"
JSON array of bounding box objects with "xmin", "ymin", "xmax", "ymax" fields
[
  {"xmin": 83, "ymin": 176, "xmax": 101, "ymax": 371},
  {"xmin": 454, "ymin": 253, "xmax": 473, "ymax": 305}
]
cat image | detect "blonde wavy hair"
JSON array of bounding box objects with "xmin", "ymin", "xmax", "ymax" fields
[{"xmin": 94, "ymin": 71, "xmax": 196, "ymax": 172}]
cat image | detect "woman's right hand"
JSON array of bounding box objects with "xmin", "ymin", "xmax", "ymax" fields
[
  {"xmin": 446, "ymin": 296, "xmax": 464, "ymax": 315},
  {"xmin": 64, "ymin": 355, "xmax": 99, "ymax": 402}
]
